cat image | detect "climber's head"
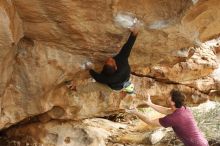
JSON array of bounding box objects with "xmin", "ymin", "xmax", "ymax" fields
[
  {"xmin": 102, "ymin": 57, "xmax": 117, "ymax": 75},
  {"xmin": 167, "ymin": 89, "xmax": 186, "ymax": 109}
]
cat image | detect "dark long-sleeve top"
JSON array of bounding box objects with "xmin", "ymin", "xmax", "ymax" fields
[{"xmin": 90, "ymin": 32, "xmax": 137, "ymax": 90}]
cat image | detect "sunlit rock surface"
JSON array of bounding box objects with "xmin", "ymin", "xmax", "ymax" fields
[
  {"xmin": 1, "ymin": 102, "xmax": 219, "ymax": 146},
  {"xmin": 0, "ymin": 0, "xmax": 220, "ymax": 143}
]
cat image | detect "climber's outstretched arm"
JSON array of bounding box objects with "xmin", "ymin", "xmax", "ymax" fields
[
  {"xmin": 115, "ymin": 32, "xmax": 137, "ymax": 60},
  {"xmin": 144, "ymin": 94, "xmax": 173, "ymax": 115}
]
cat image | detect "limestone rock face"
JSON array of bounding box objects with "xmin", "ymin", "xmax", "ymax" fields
[
  {"xmin": 2, "ymin": 102, "xmax": 219, "ymax": 146},
  {"xmin": 2, "ymin": 119, "xmax": 117, "ymax": 146},
  {"xmin": 0, "ymin": 0, "xmax": 220, "ymax": 134},
  {"xmin": 0, "ymin": 0, "xmax": 23, "ymax": 129},
  {"xmin": 0, "ymin": 0, "xmax": 23, "ymax": 99}
]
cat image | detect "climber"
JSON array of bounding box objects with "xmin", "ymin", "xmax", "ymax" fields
[
  {"xmin": 89, "ymin": 23, "xmax": 140, "ymax": 94},
  {"xmin": 126, "ymin": 89, "xmax": 209, "ymax": 146}
]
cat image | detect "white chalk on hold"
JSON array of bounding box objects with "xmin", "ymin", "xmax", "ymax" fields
[
  {"xmin": 114, "ymin": 12, "xmax": 137, "ymax": 28},
  {"xmin": 81, "ymin": 61, "xmax": 94, "ymax": 70},
  {"xmin": 89, "ymin": 78, "xmax": 96, "ymax": 83},
  {"xmin": 191, "ymin": 0, "xmax": 199, "ymax": 5},
  {"xmin": 85, "ymin": 61, "xmax": 94, "ymax": 70},
  {"xmin": 148, "ymin": 20, "xmax": 170, "ymax": 30},
  {"xmin": 175, "ymin": 48, "xmax": 189, "ymax": 58},
  {"xmin": 80, "ymin": 64, "xmax": 86, "ymax": 70},
  {"xmin": 86, "ymin": 61, "xmax": 93, "ymax": 67}
]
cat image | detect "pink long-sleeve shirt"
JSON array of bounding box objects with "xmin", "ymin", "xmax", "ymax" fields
[{"xmin": 159, "ymin": 107, "xmax": 208, "ymax": 146}]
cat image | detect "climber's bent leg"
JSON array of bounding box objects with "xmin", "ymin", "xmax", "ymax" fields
[{"xmin": 110, "ymin": 80, "xmax": 135, "ymax": 94}]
